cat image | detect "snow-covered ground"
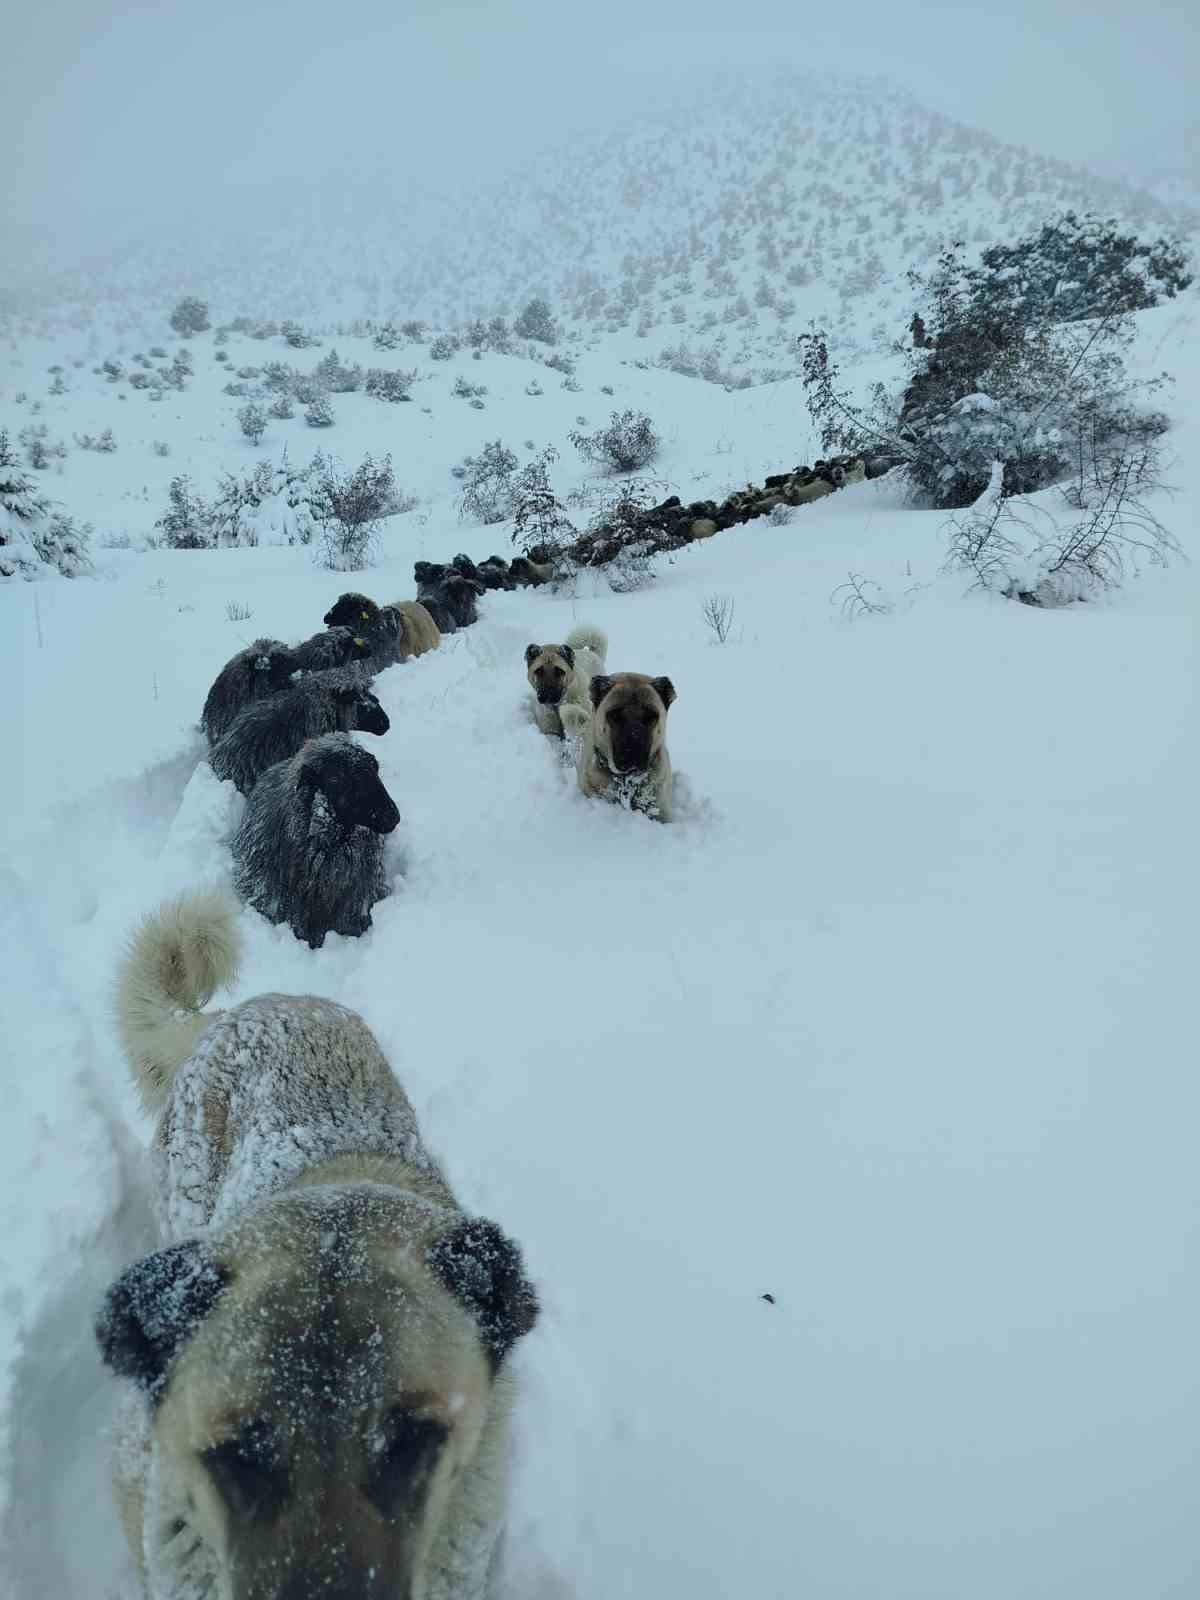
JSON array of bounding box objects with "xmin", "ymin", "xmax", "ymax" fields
[{"xmin": 2, "ymin": 294, "xmax": 1198, "ymax": 1599}]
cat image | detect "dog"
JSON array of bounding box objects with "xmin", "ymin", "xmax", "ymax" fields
[
  {"xmin": 560, "ymin": 671, "xmax": 677, "ymax": 821},
  {"xmin": 98, "ymin": 890, "xmax": 540, "ymax": 1599},
  {"xmin": 524, "ymin": 624, "xmax": 608, "ymax": 739}
]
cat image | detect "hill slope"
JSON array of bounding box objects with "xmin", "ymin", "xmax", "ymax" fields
[{"xmin": 1, "ymin": 296, "xmax": 1198, "ymax": 1598}]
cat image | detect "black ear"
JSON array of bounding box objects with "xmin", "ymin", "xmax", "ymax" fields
[
  {"xmin": 652, "ymin": 676, "xmax": 677, "ymax": 709},
  {"xmin": 589, "ymin": 674, "xmax": 613, "ymax": 708},
  {"xmin": 96, "ymin": 1242, "xmax": 228, "ymax": 1400},
  {"xmin": 558, "ymin": 644, "xmax": 575, "ymax": 668},
  {"xmin": 426, "ymin": 1219, "xmax": 540, "ymax": 1370},
  {"xmin": 524, "ymin": 643, "xmax": 541, "ymax": 666}
]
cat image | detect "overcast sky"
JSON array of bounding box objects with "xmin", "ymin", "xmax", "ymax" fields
[{"xmin": 4, "ymin": 0, "xmax": 1195, "ymax": 255}]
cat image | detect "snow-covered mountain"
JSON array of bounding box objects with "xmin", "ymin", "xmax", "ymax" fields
[
  {"xmin": 6, "ymin": 73, "xmax": 1196, "ymax": 388},
  {"xmin": 1091, "ymin": 120, "xmax": 1200, "ymax": 215}
]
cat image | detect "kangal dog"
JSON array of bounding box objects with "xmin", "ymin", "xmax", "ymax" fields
[
  {"xmin": 97, "ymin": 890, "xmax": 539, "ymax": 1600},
  {"xmin": 524, "ymin": 623, "xmax": 608, "ymax": 739},
  {"xmin": 560, "ymin": 670, "xmax": 677, "ymax": 821}
]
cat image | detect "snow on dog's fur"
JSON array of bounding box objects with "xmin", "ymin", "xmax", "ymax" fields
[
  {"xmin": 524, "ymin": 624, "xmax": 608, "ymax": 739},
  {"xmin": 561, "ymin": 670, "xmax": 677, "ymax": 821},
  {"xmin": 99, "ymin": 891, "xmax": 540, "ymax": 1600}
]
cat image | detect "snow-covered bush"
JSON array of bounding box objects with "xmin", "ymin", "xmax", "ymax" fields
[
  {"xmin": 269, "ymin": 392, "xmax": 295, "ymax": 420},
  {"xmin": 1, "ymin": 432, "xmax": 92, "ymax": 579},
  {"xmin": 515, "ymin": 296, "xmax": 558, "ymax": 345},
  {"xmin": 510, "ymin": 446, "xmax": 573, "ymax": 554},
  {"xmin": 238, "ymin": 403, "xmax": 268, "ymax": 445},
  {"xmin": 309, "ymin": 452, "xmax": 396, "ymax": 570},
  {"xmin": 428, "ymin": 333, "xmax": 459, "ymax": 361},
  {"xmin": 944, "ymin": 451, "xmax": 1180, "ymax": 605},
  {"xmin": 458, "ymin": 439, "xmax": 519, "ymax": 524},
  {"xmin": 156, "ymin": 475, "xmax": 212, "ymax": 549},
  {"xmin": 305, "ymin": 394, "xmax": 335, "ymax": 428},
  {"xmin": 73, "ymin": 428, "xmax": 116, "ymax": 454},
  {"xmin": 364, "ymin": 367, "xmax": 416, "ymax": 402},
  {"xmin": 373, "ymin": 322, "xmax": 403, "ymax": 351},
  {"xmin": 570, "ymin": 409, "xmax": 661, "ymax": 473},
  {"xmin": 315, "ymin": 348, "xmax": 362, "ymax": 393},
  {"xmin": 281, "ymin": 320, "xmax": 316, "ymax": 349},
  {"xmin": 169, "ymin": 296, "xmax": 210, "ymax": 336},
  {"xmin": 207, "ymin": 458, "xmax": 318, "ymax": 548}
]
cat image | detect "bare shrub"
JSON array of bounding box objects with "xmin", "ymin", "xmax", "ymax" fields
[
  {"xmin": 510, "ymin": 446, "xmax": 574, "ymax": 554},
  {"xmin": 570, "ymin": 409, "xmax": 660, "ymax": 474},
  {"xmin": 309, "ymin": 452, "xmax": 396, "ymax": 571},
  {"xmin": 458, "ymin": 439, "xmax": 519, "ymax": 524},
  {"xmin": 831, "ymin": 572, "xmax": 893, "ymax": 621},
  {"xmin": 944, "ymin": 452, "xmax": 1180, "ymax": 605},
  {"xmin": 702, "ymin": 593, "xmax": 736, "ymax": 642},
  {"xmin": 225, "ymin": 600, "xmax": 253, "ymax": 622}
]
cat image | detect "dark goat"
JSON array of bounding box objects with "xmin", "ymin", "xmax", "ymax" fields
[
  {"xmin": 209, "ymin": 667, "xmax": 388, "ymax": 796},
  {"xmin": 290, "ymin": 625, "xmax": 374, "ymax": 674},
  {"xmin": 414, "ymin": 562, "xmax": 483, "ymax": 631},
  {"xmin": 200, "ymin": 638, "xmax": 299, "ymax": 746},
  {"xmin": 232, "ymin": 733, "xmax": 400, "ymax": 949}
]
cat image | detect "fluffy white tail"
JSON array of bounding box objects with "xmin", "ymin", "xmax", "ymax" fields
[
  {"xmin": 115, "ymin": 889, "xmax": 241, "ymax": 1113},
  {"xmin": 565, "ymin": 623, "xmax": 607, "ymax": 665}
]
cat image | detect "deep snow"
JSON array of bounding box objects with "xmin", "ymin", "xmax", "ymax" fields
[{"xmin": 2, "ymin": 297, "xmax": 1198, "ymax": 1599}]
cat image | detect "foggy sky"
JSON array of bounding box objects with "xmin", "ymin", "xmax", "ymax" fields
[{"xmin": 4, "ymin": 0, "xmax": 1196, "ymax": 258}]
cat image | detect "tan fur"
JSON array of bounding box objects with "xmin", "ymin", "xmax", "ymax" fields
[
  {"xmin": 116, "ymin": 887, "xmax": 240, "ymax": 1114},
  {"xmin": 524, "ymin": 624, "xmax": 607, "ymax": 739},
  {"xmin": 106, "ymin": 895, "xmax": 535, "ymax": 1600},
  {"xmin": 391, "ymin": 598, "xmax": 441, "ymax": 659},
  {"xmin": 566, "ymin": 671, "xmax": 677, "ymax": 822}
]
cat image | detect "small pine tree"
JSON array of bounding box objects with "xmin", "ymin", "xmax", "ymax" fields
[
  {"xmin": 156, "ymin": 475, "xmax": 212, "ymax": 548},
  {"xmin": 169, "ymin": 296, "xmax": 210, "ymax": 337},
  {"xmin": 238, "ymin": 403, "xmax": 268, "ymax": 445},
  {"xmin": 305, "ymin": 394, "xmax": 335, "ymax": 428},
  {"xmin": 269, "ymin": 392, "xmax": 295, "ymax": 420},
  {"xmin": 514, "ymin": 296, "xmax": 558, "ymax": 345}
]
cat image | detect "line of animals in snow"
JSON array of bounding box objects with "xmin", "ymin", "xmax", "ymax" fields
[
  {"xmin": 86, "ymin": 454, "xmax": 871, "ymax": 1594},
  {"xmin": 199, "ymin": 569, "xmax": 678, "ymax": 948}
]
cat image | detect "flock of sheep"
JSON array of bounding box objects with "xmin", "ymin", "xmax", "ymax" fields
[{"xmin": 198, "ymin": 549, "xmax": 655, "ymax": 950}]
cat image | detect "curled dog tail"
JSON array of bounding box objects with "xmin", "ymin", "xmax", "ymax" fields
[
  {"xmin": 565, "ymin": 624, "xmax": 607, "ymax": 665},
  {"xmin": 115, "ymin": 889, "xmax": 241, "ymax": 1114}
]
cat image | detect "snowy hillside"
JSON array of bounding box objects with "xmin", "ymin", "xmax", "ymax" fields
[
  {"xmin": 2, "ymin": 270, "xmax": 1198, "ymax": 1600},
  {"xmin": 6, "ymin": 73, "xmax": 1196, "ymax": 388}
]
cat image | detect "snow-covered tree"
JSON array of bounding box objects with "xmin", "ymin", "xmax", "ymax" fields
[
  {"xmin": 238, "ymin": 403, "xmax": 268, "ymax": 445},
  {"xmin": 514, "ymin": 296, "xmax": 558, "ymax": 345},
  {"xmin": 169, "ymin": 296, "xmax": 210, "ymax": 337}
]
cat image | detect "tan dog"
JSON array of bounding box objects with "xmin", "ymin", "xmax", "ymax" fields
[
  {"xmin": 560, "ymin": 671, "xmax": 677, "ymax": 821},
  {"xmin": 524, "ymin": 623, "xmax": 608, "ymax": 738},
  {"xmin": 99, "ymin": 891, "xmax": 539, "ymax": 1600}
]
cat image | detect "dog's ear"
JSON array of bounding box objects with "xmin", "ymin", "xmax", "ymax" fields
[
  {"xmin": 426, "ymin": 1219, "xmax": 540, "ymax": 1369},
  {"xmin": 558, "ymin": 644, "xmax": 575, "ymax": 668},
  {"xmin": 652, "ymin": 676, "xmax": 677, "ymax": 709},
  {"xmin": 96, "ymin": 1242, "xmax": 229, "ymax": 1399},
  {"xmin": 589, "ymin": 674, "xmax": 613, "ymax": 708},
  {"xmin": 524, "ymin": 644, "xmax": 541, "ymax": 666}
]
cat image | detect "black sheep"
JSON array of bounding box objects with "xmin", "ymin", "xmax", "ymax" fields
[
  {"xmin": 209, "ymin": 667, "xmax": 389, "ymax": 796},
  {"xmin": 200, "ymin": 638, "xmax": 299, "ymax": 746},
  {"xmin": 231, "ymin": 733, "xmax": 400, "ymax": 949}
]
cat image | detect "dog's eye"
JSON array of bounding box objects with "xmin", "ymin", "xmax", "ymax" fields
[
  {"xmin": 642, "ymin": 708, "xmax": 658, "ymax": 724},
  {"xmin": 367, "ymin": 1415, "xmax": 448, "ymax": 1520},
  {"xmin": 204, "ymin": 1434, "xmax": 288, "ymax": 1521}
]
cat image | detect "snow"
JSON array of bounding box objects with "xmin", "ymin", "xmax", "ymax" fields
[{"xmin": 1, "ymin": 276, "xmax": 1199, "ymax": 1600}]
